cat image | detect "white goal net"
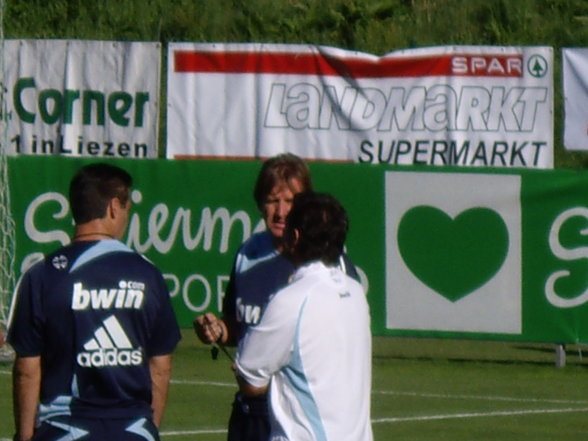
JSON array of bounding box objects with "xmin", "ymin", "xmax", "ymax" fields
[{"xmin": 0, "ymin": 0, "xmax": 15, "ymax": 359}]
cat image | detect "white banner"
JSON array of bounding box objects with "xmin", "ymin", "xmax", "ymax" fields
[
  {"xmin": 4, "ymin": 40, "xmax": 160, "ymax": 158},
  {"xmin": 167, "ymin": 43, "xmax": 553, "ymax": 168},
  {"xmin": 563, "ymin": 48, "xmax": 588, "ymax": 151}
]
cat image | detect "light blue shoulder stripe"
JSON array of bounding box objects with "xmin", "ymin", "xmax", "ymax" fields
[
  {"xmin": 283, "ymin": 297, "xmax": 328, "ymax": 441},
  {"xmin": 69, "ymin": 240, "xmax": 133, "ymax": 273},
  {"xmin": 237, "ymin": 250, "xmax": 279, "ymax": 274}
]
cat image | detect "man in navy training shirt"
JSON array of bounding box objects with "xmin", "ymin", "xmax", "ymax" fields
[
  {"xmin": 194, "ymin": 153, "xmax": 358, "ymax": 441},
  {"xmin": 8, "ymin": 163, "xmax": 181, "ymax": 441}
]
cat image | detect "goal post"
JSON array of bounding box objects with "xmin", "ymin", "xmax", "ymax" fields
[{"xmin": 0, "ymin": 0, "xmax": 16, "ymax": 359}]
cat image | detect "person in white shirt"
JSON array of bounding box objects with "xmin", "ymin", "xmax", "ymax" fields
[
  {"xmin": 194, "ymin": 154, "xmax": 359, "ymax": 441},
  {"xmin": 235, "ymin": 192, "xmax": 373, "ymax": 441}
]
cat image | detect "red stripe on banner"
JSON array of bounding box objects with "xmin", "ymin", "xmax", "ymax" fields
[{"xmin": 174, "ymin": 51, "xmax": 524, "ymax": 78}]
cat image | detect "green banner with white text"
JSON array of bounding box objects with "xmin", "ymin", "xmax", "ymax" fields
[{"xmin": 7, "ymin": 156, "xmax": 588, "ymax": 343}]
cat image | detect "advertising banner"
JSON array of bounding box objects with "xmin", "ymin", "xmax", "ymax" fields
[
  {"xmin": 563, "ymin": 48, "xmax": 588, "ymax": 150},
  {"xmin": 167, "ymin": 43, "xmax": 553, "ymax": 168},
  {"xmin": 386, "ymin": 172, "xmax": 522, "ymax": 335},
  {"xmin": 8, "ymin": 157, "xmax": 588, "ymax": 343},
  {"xmin": 4, "ymin": 40, "xmax": 160, "ymax": 158}
]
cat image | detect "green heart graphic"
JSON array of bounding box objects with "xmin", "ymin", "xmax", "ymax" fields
[{"xmin": 397, "ymin": 206, "xmax": 509, "ymax": 302}]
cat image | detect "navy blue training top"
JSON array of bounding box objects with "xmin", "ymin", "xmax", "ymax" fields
[
  {"xmin": 8, "ymin": 239, "xmax": 181, "ymax": 421},
  {"xmin": 222, "ymin": 231, "xmax": 359, "ymax": 343}
]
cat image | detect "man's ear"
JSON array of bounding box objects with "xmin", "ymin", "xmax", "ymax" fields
[
  {"xmin": 285, "ymin": 228, "xmax": 300, "ymax": 255},
  {"xmin": 293, "ymin": 228, "xmax": 300, "ymax": 244},
  {"xmin": 108, "ymin": 197, "xmax": 121, "ymax": 219}
]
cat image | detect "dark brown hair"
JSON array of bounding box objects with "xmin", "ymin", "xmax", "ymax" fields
[
  {"xmin": 253, "ymin": 153, "xmax": 313, "ymax": 210},
  {"xmin": 284, "ymin": 192, "xmax": 348, "ymax": 266},
  {"xmin": 69, "ymin": 163, "xmax": 132, "ymax": 224}
]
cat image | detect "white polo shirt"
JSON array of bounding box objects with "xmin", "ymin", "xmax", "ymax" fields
[{"xmin": 236, "ymin": 261, "xmax": 373, "ymax": 441}]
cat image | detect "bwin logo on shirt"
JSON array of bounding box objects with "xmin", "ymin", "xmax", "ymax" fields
[
  {"xmin": 77, "ymin": 315, "xmax": 143, "ymax": 368},
  {"xmin": 236, "ymin": 298, "xmax": 261, "ymax": 325},
  {"xmin": 71, "ymin": 281, "xmax": 145, "ymax": 311}
]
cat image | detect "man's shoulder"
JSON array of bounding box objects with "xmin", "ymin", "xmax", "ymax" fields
[
  {"xmin": 236, "ymin": 253, "xmax": 293, "ymax": 293},
  {"xmin": 238, "ymin": 231, "xmax": 273, "ymax": 255},
  {"xmin": 44, "ymin": 240, "xmax": 158, "ymax": 276},
  {"xmin": 269, "ymin": 263, "xmax": 322, "ymax": 302},
  {"xmin": 290, "ymin": 262, "xmax": 363, "ymax": 294},
  {"xmin": 234, "ymin": 231, "xmax": 278, "ymax": 273}
]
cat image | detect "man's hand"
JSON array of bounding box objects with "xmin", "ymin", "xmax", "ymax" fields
[{"xmin": 193, "ymin": 313, "xmax": 228, "ymax": 344}]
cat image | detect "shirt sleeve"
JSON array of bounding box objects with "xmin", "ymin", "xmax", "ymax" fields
[
  {"xmin": 235, "ymin": 287, "xmax": 300, "ymax": 388},
  {"xmin": 146, "ymin": 271, "xmax": 181, "ymax": 356},
  {"xmin": 221, "ymin": 265, "xmax": 237, "ymax": 322},
  {"xmin": 7, "ymin": 267, "xmax": 45, "ymax": 357}
]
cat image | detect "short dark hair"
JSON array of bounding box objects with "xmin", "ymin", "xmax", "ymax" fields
[
  {"xmin": 69, "ymin": 163, "xmax": 133, "ymax": 224},
  {"xmin": 253, "ymin": 154, "xmax": 313, "ymax": 210},
  {"xmin": 285, "ymin": 192, "xmax": 348, "ymax": 266}
]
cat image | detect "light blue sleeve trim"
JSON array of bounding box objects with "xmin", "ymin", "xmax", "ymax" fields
[
  {"xmin": 38, "ymin": 395, "xmax": 73, "ymax": 423},
  {"xmin": 283, "ymin": 297, "xmax": 328, "ymax": 441},
  {"xmin": 126, "ymin": 418, "xmax": 156, "ymax": 441},
  {"xmin": 69, "ymin": 240, "xmax": 134, "ymax": 273}
]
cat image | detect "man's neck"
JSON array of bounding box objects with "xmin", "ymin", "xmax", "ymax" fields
[{"xmin": 73, "ymin": 221, "xmax": 115, "ymax": 242}]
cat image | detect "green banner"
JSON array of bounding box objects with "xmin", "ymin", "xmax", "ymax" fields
[{"xmin": 7, "ymin": 156, "xmax": 588, "ymax": 343}]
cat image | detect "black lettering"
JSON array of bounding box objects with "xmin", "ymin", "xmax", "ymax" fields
[
  {"xmin": 41, "ymin": 138, "xmax": 55, "ymax": 154},
  {"xmin": 491, "ymin": 142, "xmax": 508, "ymax": 166},
  {"xmin": 118, "ymin": 142, "xmax": 130, "ymax": 157},
  {"xmin": 77, "ymin": 136, "xmax": 84, "ymax": 154},
  {"xmin": 394, "ymin": 140, "xmax": 411, "ymax": 163},
  {"xmin": 532, "ymin": 142, "xmax": 546, "ymax": 166},
  {"xmin": 376, "ymin": 140, "xmax": 394, "ymax": 163},
  {"xmin": 431, "ymin": 141, "xmax": 448, "ymax": 165},
  {"xmin": 509, "ymin": 141, "xmax": 527, "ymax": 166},
  {"xmin": 413, "ymin": 140, "xmax": 429, "ymax": 165},
  {"xmin": 134, "ymin": 143, "xmax": 148, "ymax": 157},
  {"xmin": 12, "ymin": 134, "xmax": 149, "ymax": 157},
  {"xmin": 358, "ymin": 139, "xmax": 374, "ymax": 164},
  {"xmin": 471, "ymin": 141, "xmax": 488, "ymax": 166},
  {"xmin": 87, "ymin": 141, "xmax": 100, "ymax": 155},
  {"xmin": 449, "ymin": 140, "xmax": 470, "ymax": 165},
  {"xmin": 11, "ymin": 134, "xmax": 21, "ymax": 153},
  {"xmin": 104, "ymin": 142, "xmax": 115, "ymax": 156},
  {"xmin": 57, "ymin": 134, "xmax": 72, "ymax": 154},
  {"xmin": 357, "ymin": 138, "xmax": 546, "ymax": 167}
]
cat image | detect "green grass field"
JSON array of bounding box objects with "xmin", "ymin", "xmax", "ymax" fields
[{"xmin": 1, "ymin": 329, "xmax": 588, "ymax": 441}]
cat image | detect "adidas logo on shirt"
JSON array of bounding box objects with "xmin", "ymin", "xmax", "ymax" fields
[{"xmin": 77, "ymin": 315, "xmax": 143, "ymax": 368}]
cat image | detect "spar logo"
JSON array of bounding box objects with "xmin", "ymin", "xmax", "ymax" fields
[
  {"xmin": 449, "ymin": 53, "xmax": 547, "ymax": 78},
  {"xmin": 451, "ymin": 55, "xmax": 523, "ymax": 76},
  {"xmin": 384, "ymin": 171, "xmax": 522, "ymax": 334},
  {"xmin": 77, "ymin": 315, "xmax": 142, "ymax": 368},
  {"xmin": 527, "ymin": 55, "xmax": 548, "ymax": 78}
]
